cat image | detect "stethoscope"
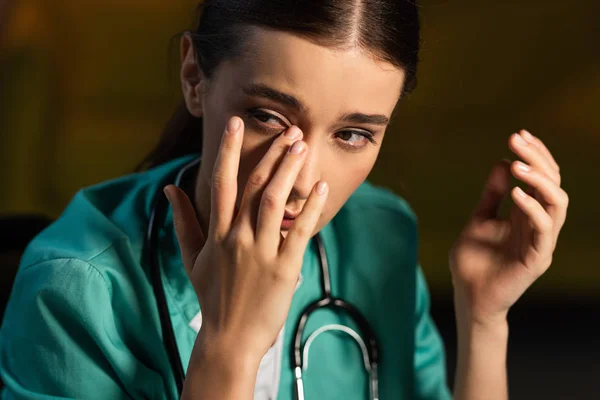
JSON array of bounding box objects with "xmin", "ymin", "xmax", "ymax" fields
[{"xmin": 146, "ymin": 157, "xmax": 380, "ymax": 399}]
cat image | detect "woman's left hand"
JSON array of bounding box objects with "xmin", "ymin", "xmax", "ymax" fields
[{"xmin": 449, "ymin": 129, "xmax": 569, "ymax": 326}]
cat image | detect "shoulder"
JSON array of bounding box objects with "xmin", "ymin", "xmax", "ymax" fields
[
  {"xmin": 1, "ymin": 258, "xmax": 167, "ymax": 399},
  {"xmin": 323, "ymin": 181, "xmax": 420, "ymax": 283},
  {"xmin": 345, "ymin": 180, "xmax": 417, "ymax": 220},
  {"xmin": 20, "ymin": 155, "xmax": 197, "ymax": 270},
  {"xmin": 334, "ymin": 180, "xmax": 418, "ymax": 242}
]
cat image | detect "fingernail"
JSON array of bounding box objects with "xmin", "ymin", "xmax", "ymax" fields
[
  {"xmin": 284, "ymin": 126, "xmax": 301, "ymax": 139},
  {"xmin": 289, "ymin": 141, "xmax": 305, "ymax": 154},
  {"xmin": 227, "ymin": 117, "xmax": 241, "ymax": 134},
  {"xmin": 516, "ymin": 161, "xmax": 530, "ymax": 172},
  {"xmin": 163, "ymin": 186, "xmax": 171, "ymax": 202},
  {"xmin": 316, "ymin": 181, "xmax": 328, "ymax": 195},
  {"xmin": 515, "ymin": 186, "xmax": 527, "ymax": 198},
  {"xmin": 514, "ymin": 133, "xmax": 528, "ymax": 146},
  {"xmin": 521, "ymin": 129, "xmax": 535, "ymax": 143}
]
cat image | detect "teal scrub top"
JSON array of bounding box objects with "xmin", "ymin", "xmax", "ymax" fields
[{"xmin": 0, "ymin": 155, "xmax": 452, "ymax": 400}]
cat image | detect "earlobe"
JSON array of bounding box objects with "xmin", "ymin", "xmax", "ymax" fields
[{"xmin": 180, "ymin": 32, "xmax": 204, "ymax": 117}]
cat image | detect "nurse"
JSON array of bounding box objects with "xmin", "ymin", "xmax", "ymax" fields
[{"xmin": 0, "ymin": 1, "xmax": 569, "ymax": 399}]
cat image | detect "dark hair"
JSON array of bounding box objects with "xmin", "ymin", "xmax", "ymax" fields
[{"xmin": 137, "ymin": 0, "xmax": 421, "ymax": 171}]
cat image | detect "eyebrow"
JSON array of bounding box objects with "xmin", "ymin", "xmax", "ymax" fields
[
  {"xmin": 243, "ymin": 83, "xmax": 307, "ymax": 113},
  {"xmin": 242, "ymin": 83, "xmax": 390, "ymax": 126},
  {"xmin": 339, "ymin": 112, "xmax": 389, "ymax": 126}
]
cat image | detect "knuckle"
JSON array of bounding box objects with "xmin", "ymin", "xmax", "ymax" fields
[
  {"xmin": 212, "ymin": 172, "xmax": 228, "ymax": 189},
  {"xmin": 213, "ymin": 231, "xmax": 227, "ymax": 244},
  {"xmin": 248, "ymin": 172, "xmax": 269, "ymax": 188},
  {"xmin": 540, "ymin": 217, "xmax": 554, "ymax": 233},
  {"xmin": 269, "ymin": 265, "xmax": 295, "ymax": 283},
  {"xmin": 560, "ymin": 191, "xmax": 569, "ymax": 207},
  {"xmin": 292, "ymin": 223, "xmax": 310, "ymax": 238},
  {"xmin": 225, "ymin": 229, "xmax": 252, "ymax": 250},
  {"xmin": 261, "ymin": 191, "xmax": 280, "ymax": 210},
  {"xmin": 554, "ymin": 173, "xmax": 561, "ymax": 186},
  {"xmin": 273, "ymin": 139, "xmax": 291, "ymax": 151},
  {"xmin": 533, "ymin": 256, "xmax": 553, "ymax": 278}
]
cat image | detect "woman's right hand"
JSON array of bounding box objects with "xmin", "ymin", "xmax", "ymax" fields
[{"xmin": 164, "ymin": 116, "xmax": 328, "ymax": 366}]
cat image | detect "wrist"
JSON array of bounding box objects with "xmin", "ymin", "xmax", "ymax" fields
[
  {"xmin": 182, "ymin": 330, "xmax": 261, "ymax": 399},
  {"xmin": 456, "ymin": 315, "xmax": 509, "ymax": 348},
  {"xmin": 458, "ymin": 312, "xmax": 508, "ymax": 332},
  {"xmin": 193, "ymin": 328, "xmax": 262, "ymax": 374},
  {"xmin": 453, "ymin": 293, "xmax": 509, "ymax": 330}
]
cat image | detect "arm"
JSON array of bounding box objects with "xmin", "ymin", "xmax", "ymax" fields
[
  {"xmin": 453, "ymin": 308, "xmax": 509, "ymax": 400},
  {"xmin": 0, "ymin": 258, "xmax": 166, "ymax": 399}
]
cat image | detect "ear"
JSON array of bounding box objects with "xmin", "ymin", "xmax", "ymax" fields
[{"xmin": 181, "ymin": 32, "xmax": 205, "ymax": 118}]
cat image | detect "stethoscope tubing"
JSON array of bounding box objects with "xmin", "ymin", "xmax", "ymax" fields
[{"xmin": 147, "ymin": 157, "xmax": 379, "ymax": 399}]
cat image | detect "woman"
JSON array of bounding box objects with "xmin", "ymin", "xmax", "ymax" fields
[{"xmin": 0, "ymin": 1, "xmax": 569, "ymax": 399}]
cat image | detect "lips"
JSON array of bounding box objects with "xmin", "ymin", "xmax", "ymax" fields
[
  {"xmin": 281, "ymin": 209, "xmax": 300, "ymax": 231},
  {"xmin": 284, "ymin": 209, "xmax": 300, "ymax": 219}
]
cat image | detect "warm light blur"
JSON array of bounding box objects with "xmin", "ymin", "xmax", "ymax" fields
[
  {"xmin": 2, "ymin": 0, "xmax": 597, "ymax": 294},
  {"xmin": 1, "ymin": 1, "xmax": 598, "ymax": 398}
]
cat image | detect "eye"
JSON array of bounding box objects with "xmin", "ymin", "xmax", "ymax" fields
[
  {"xmin": 245, "ymin": 108, "xmax": 289, "ymax": 132},
  {"xmin": 335, "ymin": 130, "xmax": 377, "ymax": 150}
]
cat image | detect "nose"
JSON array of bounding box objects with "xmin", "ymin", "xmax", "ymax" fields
[{"xmin": 290, "ymin": 133, "xmax": 321, "ymax": 200}]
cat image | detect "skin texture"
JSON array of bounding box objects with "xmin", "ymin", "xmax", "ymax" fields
[{"xmin": 166, "ymin": 26, "xmax": 569, "ymax": 400}]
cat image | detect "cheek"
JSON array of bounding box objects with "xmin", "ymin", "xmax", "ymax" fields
[{"xmin": 325, "ymin": 162, "xmax": 372, "ymax": 207}]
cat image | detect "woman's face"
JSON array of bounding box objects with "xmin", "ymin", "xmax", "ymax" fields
[{"xmin": 182, "ymin": 27, "xmax": 405, "ymax": 237}]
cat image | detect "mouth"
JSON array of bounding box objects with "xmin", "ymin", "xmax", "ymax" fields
[
  {"xmin": 281, "ymin": 209, "xmax": 300, "ymax": 230},
  {"xmin": 284, "ymin": 209, "xmax": 300, "ymax": 219}
]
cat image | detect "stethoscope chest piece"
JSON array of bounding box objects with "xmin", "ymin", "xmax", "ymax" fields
[{"xmin": 148, "ymin": 157, "xmax": 380, "ymax": 398}]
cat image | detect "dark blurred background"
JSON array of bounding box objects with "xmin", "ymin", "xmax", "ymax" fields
[{"xmin": 1, "ymin": 0, "xmax": 598, "ymax": 398}]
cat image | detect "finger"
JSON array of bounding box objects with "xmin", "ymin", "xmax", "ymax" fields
[
  {"xmin": 511, "ymin": 161, "xmax": 569, "ymax": 235},
  {"xmin": 511, "ymin": 186, "xmax": 554, "ymax": 263},
  {"xmin": 236, "ymin": 126, "xmax": 304, "ymax": 233},
  {"xmin": 520, "ymin": 129, "xmax": 560, "ymax": 173},
  {"xmin": 471, "ymin": 159, "xmax": 512, "ymax": 221},
  {"xmin": 164, "ymin": 184, "xmax": 206, "ymax": 278},
  {"xmin": 280, "ymin": 181, "xmax": 328, "ymax": 265},
  {"xmin": 509, "ymin": 132, "xmax": 561, "ymax": 186},
  {"xmin": 210, "ymin": 116, "xmax": 244, "ymax": 239},
  {"xmin": 256, "ymin": 140, "xmax": 308, "ymax": 247}
]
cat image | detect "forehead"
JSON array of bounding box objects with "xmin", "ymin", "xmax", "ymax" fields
[{"xmin": 219, "ymin": 27, "xmax": 405, "ymax": 120}]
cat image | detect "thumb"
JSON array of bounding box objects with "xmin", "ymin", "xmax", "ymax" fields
[
  {"xmin": 471, "ymin": 159, "xmax": 512, "ymax": 221},
  {"xmin": 163, "ymin": 184, "xmax": 205, "ymax": 278}
]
